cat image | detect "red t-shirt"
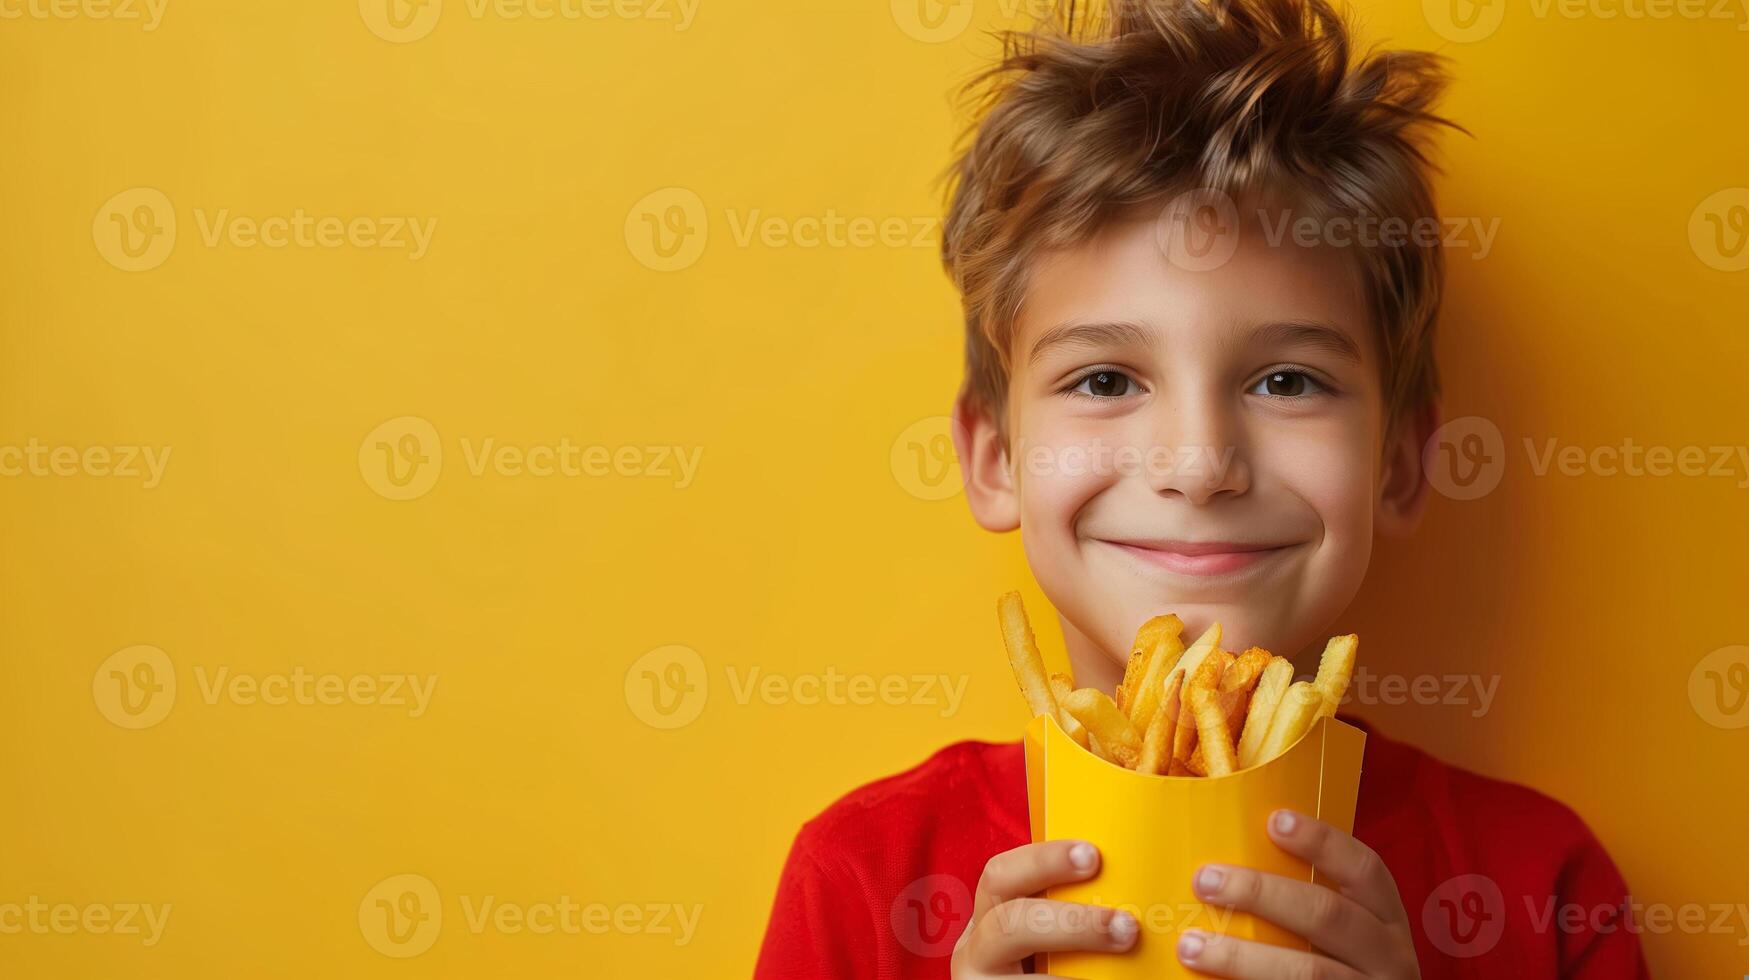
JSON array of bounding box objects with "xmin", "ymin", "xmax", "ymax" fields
[{"xmin": 754, "ymin": 718, "xmax": 1648, "ymax": 979}]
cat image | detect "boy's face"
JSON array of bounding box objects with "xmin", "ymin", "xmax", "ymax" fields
[{"xmin": 956, "ymin": 204, "xmax": 1430, "ymax": 675}]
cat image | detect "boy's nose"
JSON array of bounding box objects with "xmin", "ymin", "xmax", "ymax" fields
[{"xmin": 1145, "ymin": 400, "xmax": 1250, "ymax": 504}]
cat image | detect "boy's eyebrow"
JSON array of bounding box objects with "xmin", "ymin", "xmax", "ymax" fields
[
  {"xmin": 1248, "ymin": 320, "xmax": 1364, "ymax": 364},
  {"xmin": 1028, "ymin": 320, "xmax": 1154, "ymax": 365}
]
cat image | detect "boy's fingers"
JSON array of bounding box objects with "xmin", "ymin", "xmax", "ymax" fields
[
  {"xmin": 1191, "ymin": 865, "xmax": 1390, "ymax": 973},
  {"xmin": 1175, "ymin": 928, "xmax": 1366, "ymax": 980},
  {"xmin": 963, "ymin": 898, "xmax": 1136, "ymax": 971},
  {"xmin": 971, "ymin": 840, "xmax": 1100, "ymax": 920},
  {"xmin": 1266, "ymin": 809, "xmax": 1405, "ymax": 923}
]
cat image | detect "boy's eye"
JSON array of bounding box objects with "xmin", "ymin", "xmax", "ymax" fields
[
  {"xmin": 1249, "ymin": 370, "xmax": 1324, "ymax": 398},
  {"xmin": 1071, "ymin": 370, "xmax": 1136, "ymax": 398}
]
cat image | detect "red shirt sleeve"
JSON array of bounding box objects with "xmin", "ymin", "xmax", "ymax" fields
[
  {"xmin": 1551, "ymin": 832, "xmax": 1650, "ymax": 979},
  {"xmin": 754, "ymin": 827, "xmax": 877, "ymax": 980}
]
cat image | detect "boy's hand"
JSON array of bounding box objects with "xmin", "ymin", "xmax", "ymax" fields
[
  {"xmin": 952, "ymin": 839, "xmax": 1138, "ymax": 978},
  {"xmin": 1178, "ymin": 809, "xmax": 1420, "ymax": 979}
]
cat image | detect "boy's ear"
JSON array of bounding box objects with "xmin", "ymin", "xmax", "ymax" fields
[
  {"xmin": 951, "ymin": 390, "xmax": 1021, "ymax": 532},
  {"xmin": 1377, "ymin": 399, "xmax": 1440, "ymax": 537}
]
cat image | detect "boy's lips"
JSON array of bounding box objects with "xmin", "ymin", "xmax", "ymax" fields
[{"xmin": 1097, "ymin": 537, "xmax": 1298, "ymax": 576}]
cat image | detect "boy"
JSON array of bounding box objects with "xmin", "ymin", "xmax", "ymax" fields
[{"xmin": 755, "ymin": 0, "xmax": 1647, "ymax": 975}]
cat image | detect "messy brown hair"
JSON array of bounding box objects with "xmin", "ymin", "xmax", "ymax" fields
[{"xmin": 940, "ymin": 0, "xmax": 1461, "ymax": 443}]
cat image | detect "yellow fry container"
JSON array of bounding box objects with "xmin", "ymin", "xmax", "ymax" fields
[{"xmin": 1024, "ymin": 712, "xmax": 1366, "ymax": 978}]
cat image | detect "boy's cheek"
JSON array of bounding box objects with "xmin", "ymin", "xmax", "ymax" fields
[
  {"xmin": 1256, "ymin": 428, "xmax": 1379, "ymax": 535},
  {"xmin": 1010, "ymin": 432, "xmax": 1125, "ymax": 517}
]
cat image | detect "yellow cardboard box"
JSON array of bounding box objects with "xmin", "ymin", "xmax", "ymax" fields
[{"xmin": 1024, "ymin": 712, "xmax": 1366, "ymax": 978}]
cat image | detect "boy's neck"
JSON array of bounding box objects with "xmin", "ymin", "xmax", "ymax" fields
[{"xmin": 1059, "ymin": 615, "xmax": 1124, "ymax": 695}]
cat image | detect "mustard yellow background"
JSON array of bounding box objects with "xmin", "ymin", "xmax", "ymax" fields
[{"xmin": 2, "ymin": 0, "xmax": 1745, "ymax": 976}]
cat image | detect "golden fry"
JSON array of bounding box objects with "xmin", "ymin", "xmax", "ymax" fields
[
  {"xmin": 1189, "ymin": 686, "xmax": 1237, "ymax": 777},
  {"xmin": 1252, "ymin": 681, "xmax": 1324, "ymax": 767},
  {"xmin": 1060, "ymin": 687, "xmax": 1144, "ymax": 768},
  {"xmin": 1135, "ymin": 667, "xmax": 1184, "ymax": 775},
  {"xmin": 997, "ymin": 592, "xmax": 1058, "ymax": 723},
  {"xmin": 1116, "ymin": 661, "xmax": 1142, "ymax": 716},
  {"xmin": 1313, "ymin": 634, "xmax": 1358, "ymax": 719},
  {"xmin": 1166, "ymin": 624, "xmax": 1224, "ymax": 762},
  {"xmin": 1236, "ymin": 656, "xmax": 1295, "ymax": 769},
  {"xmin": 1217, "ymin": 647, "xmax": 1272, "ymax": 732},
  {"xmin": 1185, "ymin": 748, "xmax": 1206, "ymax": 777},
  {"xmin": 1174, "ymin": 647, "xmax": 1233, "ymax": 769},
  {"xmin": 1167, "ymin": 622, "xmax": 1223, "ymax": 691},
  {"xmin": 1048, "ymin": 674, "xmax": 1094, "ymax": 752},
  {"xmin": 1117, "ymin": 614, "xmax": 1180, "ymax": 714},
  {"xmin": 1126, "ymin": 618, "xmax": 1186, "ymax": 726}
]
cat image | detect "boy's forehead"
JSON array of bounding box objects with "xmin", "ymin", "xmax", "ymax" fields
[{"xmin": 1012, "ymin": 207, "xmax": 1375, "ymax": 365}]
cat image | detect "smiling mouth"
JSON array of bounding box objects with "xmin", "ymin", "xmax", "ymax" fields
[{"xmin": 1098, "ymin": 538, "xmax": 1298, "ymax": 576}]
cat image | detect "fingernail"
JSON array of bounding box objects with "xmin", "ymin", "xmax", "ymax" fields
[
  {"xmin": 1272, "ymin": 810, "xmax": 1299, "ymax": 836},
  {"xmin": 1069, "ymin": 842, "xmax": 1097, "ymax": 872},
  {"xmin": 1194, "ymin": 866, "xmax": 1225, "ymax": 896},
  {"xmin": 1109, "ymin": 911, "xmax": 1138, "ymax": 947},
  {"xmin": 1178, "ymin": 929, "xmax": 1206, "ymax": 962}
]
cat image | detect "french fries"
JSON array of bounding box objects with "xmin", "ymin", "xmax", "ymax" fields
[
  {"xmin": 1177, "ymin": 647, "xmax": 1232, "ymax": 774},
  {"xmin": 1125, "ymin": 618, "xmax": 1185, "ymax": 732},
  {"xmin": 1218, "ymin": 647, "xmax": 1273, "ymax": 731},
  {"xmin": 996, "ymin": 593, "xmax": 1359, "ymax": 778},
  {"xmin": 1059, "ymin": 687, "xmax": 1144, "ymax": 768},
  {"xmin": 1117, "ymin": 614, "xmax": 1179, "ymax": 714},
  {"xmin": 1252, "ymin": 682, "xmax": 1325, "ymax": 767},
  {"xmin": 997, "ymin": 592, "xmax": 1057, "ymax": 722},
  {"xmin": 1236, "ymin": 656, "xmax": 1295, "ymax": 769},
  {"xmin": 1313, "ymin": 634, "xmax": 1358, "ymax": 719},
  {"xmin": 1188, "ymin": 687, "xmax": 1238, "ymax": 777},
  {"xmin": 1047, "ymin": 674, "xmax": 1095, "ymax": 753},
  {"xmin": 1135, "ymin": 667, "xmax": 1184, "ymax": 775}
]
